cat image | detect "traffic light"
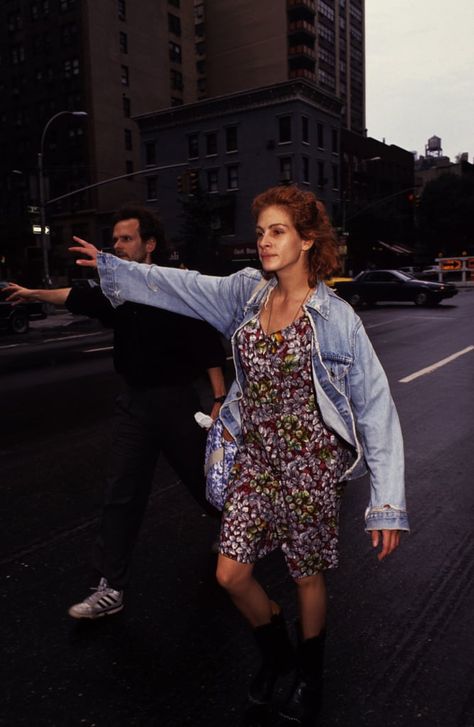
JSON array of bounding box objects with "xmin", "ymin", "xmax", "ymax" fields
[{"xmin": 189, "ymin": 170, "xmax": 199, "ymax": 194}]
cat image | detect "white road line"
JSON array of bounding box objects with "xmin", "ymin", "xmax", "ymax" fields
[
  {"xmin": 43, "ymin": 333, "xmax": 101, "ymax": 343},
  {"xmin": 83, "ymin": 346, "xmax": 113, "ymax": 353},
  {"xmin": 399, "ymin": 345, "xmax": 474, "ymax": 383},
  {"xmin": 0, "ymin": 344, "xmax": 21, "ymax": 350},
  {"xmin": 364, "ymin": 315, "xmax": 455, "ymax": 330},
  {"xmin": 365, "ymin": 317, "xmax": 405, "ymax": 330}
]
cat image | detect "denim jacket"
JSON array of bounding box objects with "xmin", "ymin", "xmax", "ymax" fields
[{"xmin": 97, "ymin": 253, "xmax": 409, "ymax": 532}]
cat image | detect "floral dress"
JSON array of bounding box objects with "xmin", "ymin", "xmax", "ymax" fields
[{"xmin": 219, "ymin": 314, "xmax": 352, "ymax": 579}]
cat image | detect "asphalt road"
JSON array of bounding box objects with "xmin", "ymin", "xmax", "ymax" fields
[{"xmin": 1, "ymin": 292, "xmax": 474, "ymax": 727}]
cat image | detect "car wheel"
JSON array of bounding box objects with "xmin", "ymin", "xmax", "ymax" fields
[
  {"xmin": 414, "ymin": 292, "xmax": 429, "ymax": 306},
  {"xmin": 9, "ymin": 310, "xmax": 29, "ymax": 334},
  {"xmin": 349, "ymin": 293, "xmax": 362, "ymax": 307}
]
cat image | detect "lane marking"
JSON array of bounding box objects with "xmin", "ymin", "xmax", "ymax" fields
[
  {"xmin": 43, "ymin": 332, "xmax": 103, "ymax": 343},
  {"xmin": 0, "ymin": 344, "xmax": 22, "ymax": 350},
  {"xmin": 364, "ymin": 315, "xmax": 455, "ymax": 330},
  {"xmin": 399, "ymin": 345, "xmax": 474, "ymax": 383},
  {"xmin": 365, "ymin": 317, "xmax": 405, "ymax": 330},
  {"xmin": 83, "ymin": 346, "xmax": 113, "ymax": 353}
]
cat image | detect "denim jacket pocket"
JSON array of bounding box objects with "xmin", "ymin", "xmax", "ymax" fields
[{"xmin": 321, "ymin": 353, "xmax": 352, "ymax": 396}]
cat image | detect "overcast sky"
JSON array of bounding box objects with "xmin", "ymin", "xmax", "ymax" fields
[{"xmin": 365, "ymin": 0, "xmax": 474, "ymax": 162}]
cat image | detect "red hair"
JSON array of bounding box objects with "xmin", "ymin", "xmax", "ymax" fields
[{"xmin": 251, "ymin": 186, "xmax": 340, "ymax": 285}]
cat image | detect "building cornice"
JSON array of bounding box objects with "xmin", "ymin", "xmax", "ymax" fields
[{"xmin": 135, "ymin": 80, "xmax": 343, "ymax": 130}]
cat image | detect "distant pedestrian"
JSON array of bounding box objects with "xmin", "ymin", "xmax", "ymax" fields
[
  {"xmin": 4, "ymin": 205, "xmax": 226, "ymax": 620},
  {"xmin": 70, "ymin": 187, "xmax": 408, "ymax": 725}
]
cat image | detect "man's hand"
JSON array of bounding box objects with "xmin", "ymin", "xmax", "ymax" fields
[
  {"xmin": 69, "ymin": 236, "xmax": 99, "ymax": 268},
  {"xmin": 2, "ymin": 283, "xmax": 35, "ymax": 303},
  {"xmin": 371, "ymin": 529, "xmax": 401, "ymax": 561}
]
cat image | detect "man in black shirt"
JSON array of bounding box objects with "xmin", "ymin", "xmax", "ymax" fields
[{"xmin": 5, "ymin": 206, "xmax": 226, "ymax": 619}]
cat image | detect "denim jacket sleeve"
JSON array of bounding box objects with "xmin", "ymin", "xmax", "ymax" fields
[
  {"xmin": 97, "ymin": 252, "xmax": 261, "ymax": 338},
  {"xmin": 350, "ymin": 320, "xmax": 409, "ymax": 532}
]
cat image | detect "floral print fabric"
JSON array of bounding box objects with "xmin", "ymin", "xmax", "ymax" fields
[{"xmin": 219, "ymin": 314, "xmax": 351, "ymax": 578}]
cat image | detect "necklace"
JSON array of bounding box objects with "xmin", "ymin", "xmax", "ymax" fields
[{"xmin": 266, "ymin": 285, "xmax": 312, "ymax": 335}]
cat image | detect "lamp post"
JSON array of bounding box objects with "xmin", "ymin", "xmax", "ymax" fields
[{"xmin": 38, "ymin": 110, "xmax": 87, "ymax": 285}]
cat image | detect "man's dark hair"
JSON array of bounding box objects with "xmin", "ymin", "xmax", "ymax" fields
[{"xmin": 112, "ymin": 205, "xmax": 165, "ymax": 249}]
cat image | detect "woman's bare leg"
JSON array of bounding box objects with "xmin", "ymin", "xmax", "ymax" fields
[
  {"xmin": 216, "ymin": 554, "xmax": 274, "ymax": 626},
  {"xmin": 295, "ymin": 572, "xmax": 327, "ymax": 638}
]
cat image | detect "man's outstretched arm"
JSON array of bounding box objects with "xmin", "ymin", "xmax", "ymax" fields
[{"xmin": 3, "ymin": 283, "xmax": 71, "ymax": 306}]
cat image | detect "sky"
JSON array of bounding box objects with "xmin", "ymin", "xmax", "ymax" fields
[{"xmin": 365, "ymin": 0, "xmax": 474, "ymax": 162}]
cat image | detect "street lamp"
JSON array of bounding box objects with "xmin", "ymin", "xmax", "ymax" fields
[{"xmin": 38, "ymin": 110, "xmax": 87, "ymax": 285}]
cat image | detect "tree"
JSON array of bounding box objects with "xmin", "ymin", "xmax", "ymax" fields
[{"xmin": 418, "ymin": 172, "xmax": 474, "ymax": 257}]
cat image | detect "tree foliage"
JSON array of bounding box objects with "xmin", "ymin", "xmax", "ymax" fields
[{"xmin": 418, "ymin": 172, "xmax": 474, "ymax": 256}]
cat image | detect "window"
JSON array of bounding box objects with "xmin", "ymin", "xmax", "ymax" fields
[
  {"xmin": 196, "ymin": 59, "xmax": 205, "ymax": 74},
  {"xmin": 121, "ymin": 64, "xmax": 129, "ymax": 85},
  {"xmin": 11, "ymin": 46, "xmax": 25, "ymax": 64},
  {"xmin": 122, "ymin": 95, "xmax": 131, "ymax": 117},
  {"xmin": 146, "ymin": 176, "xmax": 158, "ymax": 201},
  {"xmin": 317, "ymin": 123, "xmax": 324, "ymax": 149},
  {"xmin": 207, "ymin": 169, "xmax": 218, "ymax": 193},
  {"xmin": 206, "ymin": 133, "xmax": 217, "ymax": 156},
  {"xmin": 195, "ymin": 22, "xmax": 205, "ymax": 37},
  {"xmin": 188, "ymin": 133, "xmax": 199, "ymax": 158},
  {"xmin": 195, "ymin": 41, "xmax": 205, "ymax": 56},
  {"xmin": 119, "ymin": 31, "xmax": 128, "ymax": 54},
  {"xmin": 171, "ymin": 96, "xmax": 183, "ymax": 106},
  {"xmin": 169, "ymin": 0, "xmax": 180, "ymax": 6},
  {"xmin": 125, "ymin": 160, "xmax": 133, "ymax": 178},
  {"xmin": 278, "ymin": 116, "xmax": 292, "ymax": 144},
  {"xmin": 170, "ymin": 68, "xmax": 183, "ymax": 90},
  {"xmin": 63, "ymin": 58, "xmax": 80, "ymax": 78},
  {"xmin": 60, "ymin": 0, "xmax": 75, "ymax": 10},
  {"xmin": 225, "ymin": 126, "xmax": 238, "ymax": 152},
  {"xmin": 118, "ymin": 0, "xmax": 126, "ymax": 21},
  {"xmin": 61, "ymin": 23, "xmax": 78, "ymax": 46},
  {"xmin": 317, "ymin": 160, "xmax": 326, "ymax": 188},
  {"xmin": 302, "ymin": 116, "xmax": 309, "ymax": 144},
  {"xmin": 145, "ymin": 141, "xmax": 156, "ymax": 165},
  {"xmin": 124, "ymin": 128, "xmax": 132, "ymax": 151},
  {"xmin": 227, "ymin": 165, "xmax": 239, "ymax": 190},
  {"xmin": 302, "ymin": 156, "xmax": 310, "ymax": 183},
  {"xmin": 168, "ymin": 13, "xmax": 181, "ymax": 35},
  {"xmin": 319, "ymin": 1, "xmax": 335, "ymax": 21},
  {"xmin": 280, "ymin": 157, "xmax": 292, "ymax": 183},
  {"xmin": 169, "ymin": 41, "xmax": 181, "ymax": 63},
  {"xmin": 331, "ymin": 128, "xmax": 338, "ymax": 154}
]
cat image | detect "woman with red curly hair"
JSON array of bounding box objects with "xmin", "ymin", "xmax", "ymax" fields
[{"xmin": 73, "ymin": 185, "xmax": 408, "ymax": 725}]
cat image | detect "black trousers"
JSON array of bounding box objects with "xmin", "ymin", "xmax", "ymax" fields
[{"xmin": 93, "ymin": 383, "xmax": 216, "ymax": 590}]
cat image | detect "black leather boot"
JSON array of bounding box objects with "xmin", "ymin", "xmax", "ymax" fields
[
  {"xmin": 279, "ymin": 628, "xmax": 326, "ymax": 724},
  {"xmin": 248, "ymin": 611, "xmax": 295, "ymax": 705}
]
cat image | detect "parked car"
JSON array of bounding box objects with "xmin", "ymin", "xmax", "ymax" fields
[
  {"xmin": 0, "ymin": 282, "xmax": 47, "ymax": 333},
  {"xmin": 332, "ymin": 269, "xmax": 458, "ymax": 307}
]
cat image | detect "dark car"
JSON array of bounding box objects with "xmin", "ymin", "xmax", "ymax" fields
[
  {"xmin": 0, "ymin": 282, "xmax": 47, "ymax": 333},
  {"xmin": 333, "ymin": 269, "xmax": 458, "ymax": 307}
]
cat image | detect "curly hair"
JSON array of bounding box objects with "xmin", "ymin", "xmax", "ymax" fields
[{"xmin": 251, "ymin": 186, "xmax": 340, "ymax": 285}]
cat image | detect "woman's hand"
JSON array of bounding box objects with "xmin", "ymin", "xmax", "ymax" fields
[
  {"xmin": 371, "ymin": 529, "xmax": 401, "ymax": 561},
  {"xmin": 69, "ymin": 236, "xmax": 99, "ymax": 268}
]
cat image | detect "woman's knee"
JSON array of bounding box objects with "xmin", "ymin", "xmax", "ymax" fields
[
  {"xmin": 216, "ymin": 556, "xmax": 253, "ymax": 593},
  {"xmin": 294, "ymin": 572, "xmax": 325, "ymax": 591}
]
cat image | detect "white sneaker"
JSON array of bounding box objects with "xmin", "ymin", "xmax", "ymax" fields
[{"xmin": 68, "ymin": 577, "xmax": 124, "ymax": 619}]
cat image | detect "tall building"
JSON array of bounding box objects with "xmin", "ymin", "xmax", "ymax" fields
[
  {"xmin": 201, "ymin": 0, "xmax": 365, "ymax": 134},
  {"xmin": 0, "ymin": 0, "xmax": 201, "ymax": 281},
  {"xmin": 0, "ymin": 0, "xmax": 365, "ymax": 281}
]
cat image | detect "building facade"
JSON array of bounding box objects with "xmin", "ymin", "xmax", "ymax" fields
[
  {"xmin": 0, "ymin": 0, "xmax": 365, "ymax": 281},
  {"xmin": 137, "ymin": 80, "xmax": 343, "ymax": 270}
]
